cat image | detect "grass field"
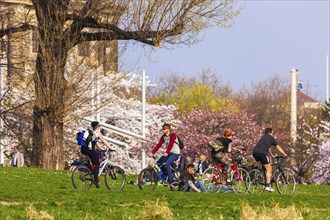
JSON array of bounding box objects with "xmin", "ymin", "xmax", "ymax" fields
[{"xmin": 0, "ymin": 166, "xmax": 329, "ymax": 220}]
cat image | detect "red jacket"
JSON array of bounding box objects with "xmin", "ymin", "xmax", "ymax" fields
[{"xmin": 152, "ymin": 133, "xmax": 177, "ymax": 155}]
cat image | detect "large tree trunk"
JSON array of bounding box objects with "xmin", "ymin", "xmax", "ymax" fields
[
  {"xmin": 32, "ymin": 55, "xmax": 67, "ymax": 169},
  {"xmin": 31, "ymin": 1, "xmax": 68, "ymax": 169},
  {"xmin": 32, "ymin": 106, "xmax": 64, "ymax": 169}
]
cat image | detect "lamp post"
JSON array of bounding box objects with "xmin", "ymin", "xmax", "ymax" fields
[
  {"xmin": 141, "ymin": 70, "xmax": 146, "ymax": 169},
  {"xmin": 327, "ymin": 55, "xmax": 329, "ymax": 103},
  {"xmin": 0, "ymin": 58, "xmax": 4, "ymax": 165},
  {"xmin": 291, "ymin": 67, "xmax": 297, "ymax": 144}
]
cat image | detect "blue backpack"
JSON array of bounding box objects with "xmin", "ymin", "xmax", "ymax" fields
[{"xmin": 76, "ymin": 129, "xmax": 93, "ymax": 147}]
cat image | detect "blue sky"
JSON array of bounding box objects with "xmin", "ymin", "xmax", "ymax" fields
[{"xmin": 121, "ymin": 1, "xmax": 330, "ymax": 102}]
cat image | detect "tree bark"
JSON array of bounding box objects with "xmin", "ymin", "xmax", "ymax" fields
[
  {"xmin": 31, "ymin": 0, "xmax": 68, "ymax": 169},
  {"xmin": 32, "ymin": 55, "xmax": 67, "ymax": 169}
]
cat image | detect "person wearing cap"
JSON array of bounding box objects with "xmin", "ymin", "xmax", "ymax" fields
[{"xmin": 151, "ymin": 123, "xmax": 181, "ymax": 184}]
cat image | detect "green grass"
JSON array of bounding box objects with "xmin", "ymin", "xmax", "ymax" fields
[{"xmin": 0, "ymin": 166, "xmax": 329, "ymax": 220}]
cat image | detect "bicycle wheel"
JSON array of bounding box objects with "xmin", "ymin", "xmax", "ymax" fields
[
  {"xmin": 105, "ymin": 165, "xmax": 126, "ymax": 190},
  {"xmin": 231, "ymin": 168, "xmax": 250, "ymax": 193},
  {"xmin": 202, "ymin": 167, "xmax": 224, "ymax": 192},
  {"xmin": 137, "ymin": 167, "xmax": 158, "ymax": 191},
  {"xmin": 170, "ymin": 170, "xmax": 182, "ymax": 191},
  {"xmin": 275, "ymin": 170, "xmax": 296, "ymax": 195},
  {"xmin": 71, "ymin": 165, "xmax": 93, "ymax": 189},
  {"xmin": 248, "ymin": 169, "xmax": 265, "ymax": 194}
]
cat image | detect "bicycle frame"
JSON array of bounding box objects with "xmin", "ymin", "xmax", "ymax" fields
[
  {"xmin": 249, "ymin": 156, "xmax": 296, "ymax": 195},
  {"xmin": 153, "ymin": 162, "xmax": 177, "ymax": 182},
  {"xmin": 261, "ymin": 157, "xmax": 287, "ymax": 181},
  {"xmin": 86, "ymin": 149, "xmax": 117, "ymax": 177},
  {"xmin": 98, "ymin": 156, "xmax": 110, "ymax": 175},
  {"xmin": 211, "ymin": 162, "xmax": 240, "ymax": 185}
]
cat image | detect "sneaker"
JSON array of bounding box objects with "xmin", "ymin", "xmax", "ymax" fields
[
  {"xmin": 226, "ymin": 181, "xmax": 233, "ymax": 186},
  {"xmin": 265, "ymin": 186, "xmax": 275, "ymax": 192}
]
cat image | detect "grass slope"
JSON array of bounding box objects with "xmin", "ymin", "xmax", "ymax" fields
[{"xmin": 0, "ymin": 167, "xmax": 329, "ymax": 220}]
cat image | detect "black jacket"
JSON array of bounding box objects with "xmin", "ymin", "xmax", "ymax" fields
[
  {"xmin": 195, "ymin": 161, "xmax": 208, "ymax": 175},
  {"xmin": 179, "ymin": 169, "xmax": 195, "ymax": 184}
]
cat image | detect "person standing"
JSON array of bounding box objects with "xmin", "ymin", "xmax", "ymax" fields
[
  {"xmin": 11, "ymin": 147, "xmax": 24, "ymax": 167},
  {"xmin": 151, "ymin": 123, "xmax": 181, "ymax": 184},
  {"xmin": 253, "ymin": 128, "xmax": 287, "ymax": 192}
]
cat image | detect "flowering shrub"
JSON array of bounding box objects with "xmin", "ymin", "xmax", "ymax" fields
[
  {"xmin": 173, "ymin": 109, "xmax": 262, "ymax": 161},
  {"xmin": 312, "ymin": 140, "xmax": 330, "ymax": 185}
]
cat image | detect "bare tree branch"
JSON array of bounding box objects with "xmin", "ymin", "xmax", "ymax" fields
[{"xmin": 0, "ymin": 23, "xmax": 35, "ymax": 38}]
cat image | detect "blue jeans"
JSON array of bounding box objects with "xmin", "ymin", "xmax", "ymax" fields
[
  {"xmin": 188, "ymin": 180, "xmax": 206, "ymax": 192},
  {"xmin": 157, "ymin": 153, "xmax": 180, "ymax": 183}
]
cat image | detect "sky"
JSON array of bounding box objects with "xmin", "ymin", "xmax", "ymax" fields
[{"xmin": 121, "ymin": 0, "xmax": 330, "ymax": 102}]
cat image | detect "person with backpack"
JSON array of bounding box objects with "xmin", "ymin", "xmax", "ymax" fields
[
  {"xmin": 151, "ymin": 123, "xmax": 181, "ymax": 185},
  {"xmin": 79, "ymin": 121, "xmax": 115, "ymax": 188},
  {"xmin": 209, "ymin": 129, "xmax": 233, "ymax": 185}
]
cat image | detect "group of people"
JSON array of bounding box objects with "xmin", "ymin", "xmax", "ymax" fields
[
  {"xmin": 150, "ymin": 123, "xmax": 287, "ymax": 192},
  {"xmin": 81, "ymin": 121, "xmax": 287, "ymax": 192}
]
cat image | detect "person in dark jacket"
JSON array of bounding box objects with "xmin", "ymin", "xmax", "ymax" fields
[
  {"xmin": 180, "ymin": 163, "xmax": 206, "ymax": 192},
  {"xmin": 209, "ymin": 129, "xmax": 233, "ymax": 184},
  {"xmin": 195, "ymin": 154, "xmax": 208, "ymax": 178},
  {"xmin": 81, "ymin": 121, "xmax": 115, "ymax": 188}
]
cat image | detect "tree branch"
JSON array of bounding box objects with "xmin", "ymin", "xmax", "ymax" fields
[
  {"xmin": 80, "ymin": 31, "xmax": 156, "ymax": 46},
  {"xmin": 74, "ymin": 21, "xmax": 184, "ymax": 47},
  {"xmin": 0, "ymin": 23, "xmax": 35, "ymax": 38}
]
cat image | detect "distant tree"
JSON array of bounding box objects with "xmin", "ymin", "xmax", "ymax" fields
[
  {"xmin": 321, "ymin": 101, "xmax": 330, "ymax": 120},
  {"xmin": 0, "ymin": 0, "xmax": 241, "ymax": 169},
  {"xmin": 175, "ymin": 82, "xmax": 235, "ymax": 112},
  {"xmin": 289, "ymin": 113, "xmax": 329, "ymax": 182},
  {"xmin": 236, "ymin": 74, "xmax": 290, "ymax": 129},
  {"xmin": 149, "ymin": 69, "xmax": 235, "ymax": 113},
  {"xmin": 197, "ymin": 67, "xmax": 233, "ymax": 98}
]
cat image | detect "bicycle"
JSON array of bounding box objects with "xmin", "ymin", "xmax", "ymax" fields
[
  {"xmin": 71, "ymin": 148, "xmax": 126, "ymax": 190},
  {"xmin": 137, "ymin": 156, "xmax": 184, "ymax": 191},
  {"xmin": 248, "ymin": 156, "xmax": 296, "ymax": 195},
  {"xmin": 202, "ymin": 157, "xmax": 250, "ymax": 193}
]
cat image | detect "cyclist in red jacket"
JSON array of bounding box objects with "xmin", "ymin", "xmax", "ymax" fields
[{"xmin": 151, "ymin": 123, "xmax": 181, "ymax": 184}]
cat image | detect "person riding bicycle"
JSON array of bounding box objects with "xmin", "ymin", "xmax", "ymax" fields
[
  {"xmin": 151, "ymin": 123, "xmax": 181, "ymax": 185},
  {"xmin": 81, "ymin": 121, "xmax": 115, "ymax": 188},
  {"xmin": 209, "ymin": 129, "xmax": 233, "ymax": 185},
  {"xmin": 252, "ymin": 127, "xmax": 287, "ymax": 192}
]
